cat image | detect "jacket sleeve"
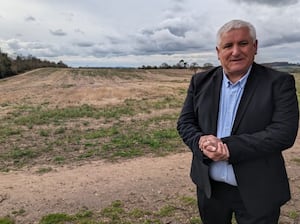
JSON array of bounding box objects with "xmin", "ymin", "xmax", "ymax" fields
[
  {"xmin": 177, "ymin": 75, "xmax": 204, "ymax": 159},
  {"xmin": 223, "ymin": 74, "xmax": 299, "ymax": 164}
]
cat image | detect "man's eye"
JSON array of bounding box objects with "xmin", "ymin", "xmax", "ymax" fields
[
  {"xmin": 223, "ymin": 44, "xmax": 232, "ymax": 49},
  {"xmin": 240, "ymin": 41, "xmax": 248, "ymax": 46}
]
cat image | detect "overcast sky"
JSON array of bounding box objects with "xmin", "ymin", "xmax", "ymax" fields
[{"xmin": 1, "ymin": 0, "xmax": 300, "ymax": 67}]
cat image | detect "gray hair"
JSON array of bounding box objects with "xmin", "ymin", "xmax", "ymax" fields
[{"xmin": 216, "ymin": 19, "xmax": 257, "ymax": 47}]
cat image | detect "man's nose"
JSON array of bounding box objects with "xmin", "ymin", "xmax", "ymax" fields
[{"xmin": 231, "ymin": 45, "xmax": 241, "ymax": 56}]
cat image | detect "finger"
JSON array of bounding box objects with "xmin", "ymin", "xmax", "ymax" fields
[
  {"xmin": 200, "ymin": 140, "xmax": 211, "ymax": 150},
  {"xmin": 210, "ymin": 143, "xmax": 226, "ymax": 161},
  {"xmin": 224, "ymin": 143, "xmax": 230, "ymax": 159},
  {"xmin": 202, "ymin": 148, "xmax": 214, "ymax": 159},
  {"xmin": 218, "ymin": 142, "xmax": 226, "ymax": 155},
  {"xmin": 217, "ymin": 143, "xmax": 228, "ymax": 160},
  {"xmin": 205, "ymin": 145, "xmax": 216, "ymax": 152},
  {"xmin": 199, "ymin": 136, "xmax": 207, "ymax": 148}
]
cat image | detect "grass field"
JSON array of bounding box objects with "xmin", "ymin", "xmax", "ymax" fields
[
  {"xmin": 0, "ymin": 68, "xmax": 299, "ymax": 224},
  {"xmin": 0, "ymin": 68, "xmax": 188, "ymax": 172}
]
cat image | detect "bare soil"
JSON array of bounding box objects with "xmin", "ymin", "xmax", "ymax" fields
[
  {"xmin": 0, "ymin": 69, "xmax": 300, "ymax": 224},
  {"xmin": 0, "ymin": 152, "xmax": 195, "ymax": 224}
]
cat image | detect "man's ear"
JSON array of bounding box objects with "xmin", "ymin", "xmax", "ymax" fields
[{"xmin": 216, "ymin": 46, "xmax": 220, "ymax": 60}]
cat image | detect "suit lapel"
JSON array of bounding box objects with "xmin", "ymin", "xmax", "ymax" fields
[
  {"xmin": 210, "ymin": 68, "xmax": 223, "ymax": 135},
  {"xmin": 231, "ymin": 63, "xmax": 261, "ymax": 134}
]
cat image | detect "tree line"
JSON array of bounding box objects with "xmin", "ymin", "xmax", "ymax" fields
[
  {"xmin": 0, "ymin": 49, "xmax": 68, "ymax": 79},
  {"xmin": 139, "ymin": 59, "xmax": 214, "ymax": 74}
]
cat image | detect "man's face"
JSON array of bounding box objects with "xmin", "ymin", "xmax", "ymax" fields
[{"xmin": 216, "ymin": 27, "xmax": 257, "ymax": 77}]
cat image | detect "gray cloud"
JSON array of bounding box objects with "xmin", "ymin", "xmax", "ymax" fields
[
  {"xmin": 92, "ymin": 45, "xmax": 127, "ymax": 57},
  {"xmin": 171, "ymin": 0, "xmax": 187, "ymax": 3},
  {"xmin": 254, "ymin": 16, "xmax": 300, "ymax": 49},
  {"xmin": 134, "ymin": 26, "xmax": 212, "ymax": 56},
  {"xmin": 163, "ymin": 0, "xmax": 188, "ymax": 19},
  {"xmin": 73, "ymin": 41, "xmax": 94, "ymax": 47},
  {"xmin": 27, "ymin": 42, "xmax": 51, "ymax": 50},
  {"xmin": 261, "ymin": 33, "xmax": 300, "ymax": 48},
  {"xmin": 7, "ymin": 39, "xmax": 21, "ymax": 50},
  {"xmin": 74, "ymin": 29, "xmax": 84, "ymax": 35},
  {"xmin": 231, "ymin": 0, "xmax": 299, "ymax": 6},
  {"xmin": 49, "ymin": 29, "xmax": 67, "ymax": 36},
  {"xmin": 158, "ymin": 17, "xmax": 195, "ymax": 37},
  {"xmin": 25, "ymin": 16, "xmax": 36, "ymax": 22},
  {"xmin": 61, "ymin": 12, "xmax": 75, "ymax": 22},
  {"xmin": 132, "ymin": 11, "xmax": 215, "ymax": 56},
  {"xmin": 106, "ymin": 36, "xmax": 124, "ymax": 45},
  {"xmin": 7, "ymin": 39, "xmax": 50, "ymax": 51},
  {"xmin": 5, "ymin": 39, "xmax": 56, "ymax": 58},
  {"xmin": 2, "ymin": 0, "xmax": 300, "ymax": 67}
]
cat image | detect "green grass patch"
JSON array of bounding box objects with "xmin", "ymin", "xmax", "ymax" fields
[
  {"xmin": 0, "ymin": 126, "xmax": 21, "ymax": 138},
  {"xmin": 0, "ymin": 109, "xmax": 185, "ymax": 170},
  {"xmin": 291, "ymin": 157, "xmax": 300, "ymax": 165},
  {"xmin": 39, "ymin": 213, "xmax": 74, "ymax": 224},
  {"xmin": 29, "ymin": 195, "xmax": 201, "ymax": 224},
  {"xmin": 156, "ymin": 205, "xmax": 176, "ymax": 217},
  {"xmin": 36, "ymin": 167, "xmax": 53, "ymax": 174},
  {"xmin": 0, "ymin": 216, "xmax": 15, "ymax": 224},
  {"xmin": 6, "ymin": 96, "xmax": 182, "ymax": 128},
  {"xmin": 180, "ymin": 196, "xmax": 198, "ymax": 206},
  {"xmin": 70, "ymin": 68, "xmax": 145, "ymax": 80},
  {"xmin": 288, "ymin": 210, "xmax": 299, "ymax": 220},
  {"xmin": 0, "ymin": 193, "xmax": 204, "ymax": 223},
  {"xmin": 0, "ymin": 70, "xmax": 186, "ymax": 170}
]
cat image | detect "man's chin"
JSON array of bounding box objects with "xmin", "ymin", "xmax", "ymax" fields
[{"xmin": 227, "ymin": 67, "xmax": 248, "ymax": 76}]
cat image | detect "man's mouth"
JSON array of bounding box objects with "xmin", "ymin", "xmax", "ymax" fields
[{"xmin": 230, "ymin": 58, "xmax": 243, "ymax": 62}]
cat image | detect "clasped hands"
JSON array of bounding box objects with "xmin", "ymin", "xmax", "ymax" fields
[{"xmin": 199, "ymin": 135, "xmax": 229, "ymax": 161}]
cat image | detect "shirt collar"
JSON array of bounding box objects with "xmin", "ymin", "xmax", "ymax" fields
[{"xmin": 222, "ymin": 65, "xmax": 252, "ymax": 88}]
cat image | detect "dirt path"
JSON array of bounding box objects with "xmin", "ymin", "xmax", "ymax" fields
[
  {"xmin": 1, "ymin": 146, "xmax": 300, "ymax": 224},
  {"xmin": 0, "ymin": 152, "xmax": 195, "ymax": 224}
]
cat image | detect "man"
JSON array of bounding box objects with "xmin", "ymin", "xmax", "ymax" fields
[{"xmin": 177, "ymin": 19, "xmax": 299, "ymax": 224}]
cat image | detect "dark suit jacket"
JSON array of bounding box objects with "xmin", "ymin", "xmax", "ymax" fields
[{"xmin": 177, "ymin": 62, "xmax": 299, "ymax": 216}]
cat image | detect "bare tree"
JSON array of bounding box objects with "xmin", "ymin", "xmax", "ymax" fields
[{"xmin": 190, "ymin": 62, "xmax": 200, "ymax": 74}]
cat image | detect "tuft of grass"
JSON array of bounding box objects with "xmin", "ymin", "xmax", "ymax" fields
[
  {"xmin": 39, "ymin": 129, "xmax": 50, "ymax": 137},
  {"xmin": 75, "ymin": 210, "xmax": 93, "ymax": 219},
  {"xmin": 9, "ymin": 147, "xmax": 38, "ymax": 160},
  {"xmin": 180, "ymin": 196, "xmax": 198, "ymax": 206},
  {"xmin": 288, "ymin": 210, "xmax": 299, "ymax": 220},
  {"xmin": 128, "ymin": 208, "xmax": 151, "ymax": 219},
  {"xmin": 0, "ymin": 216, "xmax": 15, "ymax": 224},
  {"xmin": 101, "ymin": 200, "xmax": 125, "ymax": 221},
  {"xmin": 36, "ymin": 167, "xmax": 53, "ymax": 174},
  {"xmin": 53, "ymin": 156, "xmax": 65, "ymax": 164},
  {"xmin": 0, "ymin": 126, "xmax": 21, "ymax": 138},
  {"xmin": 190, "ymin": 217, "xmax": 202, "ymax": 224},
  {"xmin": 54, "ymin": 127, "xmax": 66, "ymax": 135},
  {"xmin": 291, "ymin": 157, "xmax": 300, "ymax": 165},
  {"xmin": 39, "ymin": 213, "xmax": 74, "ymax": 224},
  {"xmin": 11, "ymin": 208, "xmax": 26, "ymax": 216},
  {"xmin": 0, "ymin": 102, "xmax": 10, "ymax": 107},
  {"xmin": 156, "ymin": 205, "xmax": 176, "ymax": 217}
]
